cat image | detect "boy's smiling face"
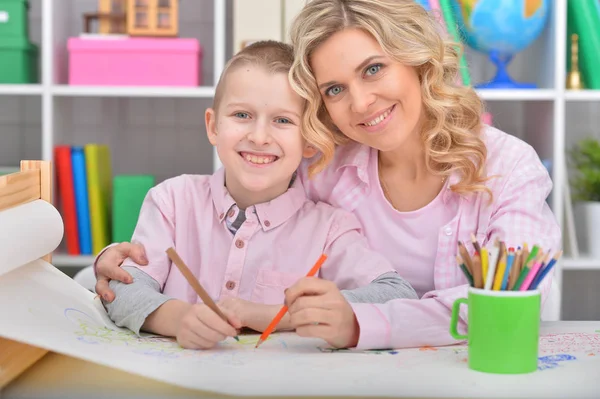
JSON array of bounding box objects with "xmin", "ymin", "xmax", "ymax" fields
[{"xmin": 205, "ymin": 65, "xmax": 315, "ymax": 208}]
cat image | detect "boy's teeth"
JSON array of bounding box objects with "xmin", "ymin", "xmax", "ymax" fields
[
  {"xmin": 244, "ymin": 154, "xmax": 276, "ymax": 164},
  {"xmin": 365, "ymin": 108, "xmax": 391, "ymax": 127}
]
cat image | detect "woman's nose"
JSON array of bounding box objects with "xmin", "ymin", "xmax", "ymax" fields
[{"xmin": 349, "ymin": 85, "xmax": 376, "ymax": 114}]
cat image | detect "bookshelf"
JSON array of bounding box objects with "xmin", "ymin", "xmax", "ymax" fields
[{"xmin": 0, "ymin": 0, "xmax": 598, "ymax": 318}]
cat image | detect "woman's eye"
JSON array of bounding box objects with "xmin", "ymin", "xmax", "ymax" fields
[
  {"xmin": 326, "ymin": 86, "xmax": 343, "ymax": 96},
  {"xmin": 234, "ymin": 112, "xmax": 249, "ymax": 119},
  {"xmin": 365, "ymin": 64, "xmax": 381, "ymax": 76},
  {"xmin": 275, "ymin": 117, "xmax": 292, "ymax": 124}
]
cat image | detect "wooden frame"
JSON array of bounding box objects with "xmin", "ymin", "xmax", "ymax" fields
[
  {"xmin": 127, "ymin": 0, "xmax": 179, "ymax": 37},
  {"xmin": 97, "ymin": 0, "xmax": 127, "ymax": 34},
  {"xmin": 0, "ymin": 160, "xmax": 53, "ymax": 389}
]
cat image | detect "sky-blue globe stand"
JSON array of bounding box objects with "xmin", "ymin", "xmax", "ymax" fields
[{"xmin": 476, "ymin": 50, "xmax": 537, "ymax": 89}]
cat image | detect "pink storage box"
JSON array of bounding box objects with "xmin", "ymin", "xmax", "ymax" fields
[{"xmin": 68, "ymin": 37, "xmax": 202, "ymax": 86}]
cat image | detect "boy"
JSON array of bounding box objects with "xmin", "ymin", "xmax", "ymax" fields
[{"xmin": 104, "ymin": 41, "xmax": 417, "ymax": 350}]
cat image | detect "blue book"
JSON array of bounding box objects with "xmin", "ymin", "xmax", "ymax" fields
[{"xmin": 71, "ymin": 146, "xmax": 92, "ymax": 255}]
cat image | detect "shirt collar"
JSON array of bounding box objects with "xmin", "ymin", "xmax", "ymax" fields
[
  {"xmin": 333, "ymin": 143, "xmax": 469, "ymax": 205},
  {"xmin": 334, "ymin": 141, "xmax": 372, "ymax": 184},
  {"xmin": 210, "ymin": 168, "xmax": 237, "ymax": 223},
  {"xmin": 210, "ymin": 167, "xmax": 307, "ymax": 230}
]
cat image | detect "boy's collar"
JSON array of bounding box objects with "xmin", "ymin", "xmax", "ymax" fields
[{"xmin": 210, "ymin": 168, "xmax": 306, "ymax": 231}]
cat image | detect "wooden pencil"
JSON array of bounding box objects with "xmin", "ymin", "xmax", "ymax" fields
[
  {"xmin": 470, "ymin": 233, "xmax": 482, "ymax": 255},
  {"xmin": 507, "ymin": 249, "xmax": 522, "ymax": 290},
  {"xmin": 166, "ymin": 247, "xmax": 239, "ymax": 341},
  {"xmin": 457, "ymin": 241, "xmax": 473, "ymax": 274},
  {"xmin": 457, "ymin": 255, "xmax": 474, "ymax": 286}
]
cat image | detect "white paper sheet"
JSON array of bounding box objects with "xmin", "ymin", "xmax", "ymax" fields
[
  {"xmin": 1, "ymin": 201, "xmax": 599, "ymax": 397},
  {"xmin": 0, "ymin": 199, "xmax": 63, "ymax": 277}
]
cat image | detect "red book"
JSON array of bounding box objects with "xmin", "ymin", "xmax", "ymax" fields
[{"xmin": 54, "ymin": 146, "xmax": 80, "ymax": 255}]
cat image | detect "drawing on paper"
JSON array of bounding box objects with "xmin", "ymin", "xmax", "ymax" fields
[
  {"xmin": 64, "ymin": 307, "xmax": 281, "ymax": 361},
  {"xmin": 538, "ymin": 354, "xmax": 577, "ymax": 371},
  {"xmin": 539, "ymin": 332, "xmax": 600, "ymax": 356}
]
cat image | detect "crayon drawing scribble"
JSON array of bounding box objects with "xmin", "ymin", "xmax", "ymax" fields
[
  {"xmin": 539, "ymin": 333, "xmax": 600, "ymax": 356},
  {"xmin": 538, "ymin": 354, "xmax": 577, "ymax": 371},
  {"xmin": 63, "ymin": 307, "xmax": 285, "ymax": 363}
]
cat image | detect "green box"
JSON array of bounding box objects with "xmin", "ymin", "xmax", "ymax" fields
[
  {"xmin": 0, "ymin": 37, "xmax": 38, "ymax": 83},
  {"xmin": 112, "ymin": 175, "xmax": 155, "ymax": 243},
  {"xmin": 0, "ymin": 0, "xmax": 30, "ymax": 38}
]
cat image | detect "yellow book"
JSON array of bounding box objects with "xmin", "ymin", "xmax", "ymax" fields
[{"xmin": 84, "ymin": 144, "xmax": 112, "ymax": 255}]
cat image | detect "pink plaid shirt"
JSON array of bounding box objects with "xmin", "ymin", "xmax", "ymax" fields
[
  {"xmin": 119, "ymin": 169, "xmax": 394, "ymax": 306},
  {"xmin": 297, "ymin": 125, "xmax": 561, "ymax": 349}
]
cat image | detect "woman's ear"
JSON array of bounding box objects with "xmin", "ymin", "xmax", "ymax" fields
[
  {"xmin": 205, "ymin": 108, "xmax": 218, "ymax": 146},
  {"xmin": 302, "ymin": 143, "xmax": 318, "ymax": 158}
]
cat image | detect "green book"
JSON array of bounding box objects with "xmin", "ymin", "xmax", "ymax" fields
[
  {"xmin": 112, "ymin": 175, "xmax": 155, "ymax": 243},
  {"xmin": 567, "ymin": 0, "xmax": 600, "ymax": 89},
  {"xmin": 439, "ymin": 0, "xmax": 471, "ymax": 86}
]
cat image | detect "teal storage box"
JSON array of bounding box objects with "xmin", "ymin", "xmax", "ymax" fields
[
  {"xmin": 0, "ymin": 0, "xmax": 30, "ymax": 38},
  {"xmin": 112, "ymin": 175, "xmax": 155, "ymax": 243},
  {"xmin": 0, "ymin": 37, "xmax": 39, "ymax": 83}
]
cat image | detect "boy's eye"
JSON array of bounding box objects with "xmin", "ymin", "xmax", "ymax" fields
[
  {"xmin": 275, "ymin": 117, "xmax": 292, "ymax": 124},
  {"xmin": 326, "ymin": 86, "xmax": 343, "ymax": 97},
  {"xmin": 365, "ymin": 64, "xmax": 381, "ymax": 76},
  {"xmin": 234, "ymin": 112, "xmax": 250, "ymax": 119}
]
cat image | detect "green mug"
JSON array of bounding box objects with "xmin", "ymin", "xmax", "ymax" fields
[{"xmin": 450, "ymin": 287, "xmax": 540, "ymax": 374}]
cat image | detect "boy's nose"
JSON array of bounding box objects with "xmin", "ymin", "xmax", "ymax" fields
[{"xmin": 246, "ymin": 125, "xmax": 272, "ymax": 145}]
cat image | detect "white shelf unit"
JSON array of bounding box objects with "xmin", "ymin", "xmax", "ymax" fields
[{"xmin": 1, "ymin": 0, "xmax": 599, "ymax": 317}]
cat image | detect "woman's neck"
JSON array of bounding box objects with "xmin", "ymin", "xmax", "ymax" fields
[{"xmin": 379, "ymin": 133, "xmax": 429, "ymax": 182}]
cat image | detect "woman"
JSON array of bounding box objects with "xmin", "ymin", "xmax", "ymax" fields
[{"xmin": 93, "ymin": 0, "xmax": 560, "ymax": 350}]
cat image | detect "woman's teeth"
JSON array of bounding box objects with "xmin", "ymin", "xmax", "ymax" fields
[{"xmin": 364, "ymin": 107, "xmax": 392, "ymax": 126}]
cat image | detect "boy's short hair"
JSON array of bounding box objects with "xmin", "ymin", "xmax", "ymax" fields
[{"xmin": 213, "ymin": 40, "xmax": 295, "ymax": 111}]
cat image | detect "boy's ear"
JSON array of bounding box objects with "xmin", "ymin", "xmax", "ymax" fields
[
  {"xmin": 205, "ymin": 108, "xmax": 218, "ymax": 146},
  {"xmin": 302, "ymin": 143, "xmax": 318, "ymax": 158}
]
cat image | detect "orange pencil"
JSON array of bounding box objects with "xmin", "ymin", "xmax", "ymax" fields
[{"xmin": 255, "ymin": 254, "xmax": 328, "ymax": 349}]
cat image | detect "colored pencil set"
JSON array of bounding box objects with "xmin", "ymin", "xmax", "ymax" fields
[{"xmin": 457, "ymin": 234, "xmax": 562, "ymax": 291}]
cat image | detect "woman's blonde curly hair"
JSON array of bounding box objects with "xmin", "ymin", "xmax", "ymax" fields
[{"xmin": 288, "ymin": 0, "xmax": 490, "ymax": 198}]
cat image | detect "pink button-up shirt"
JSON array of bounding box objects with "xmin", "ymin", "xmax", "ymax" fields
[
  {"xmin": 121, "ymin": 168, "xmax": 395, "ymax": 306},
  {"xmin": 297, "ymin": 125, "xmax": 561, "ymax": 349}
]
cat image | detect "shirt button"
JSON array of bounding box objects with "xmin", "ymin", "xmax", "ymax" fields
[
  {"xmin": 227, "ymin": 209, "xmax": 235, "ymax": 218},
  {"xmin": 225, "ymin": 281, "xmax": 236, "ymax": 290},
  {"xmin": 444, "ymin": 227, "xmax": 452, "ymax": 236},
  {"xmin": 264, "ymin": 220, "xmax": 271, "ymax": 227},
  {"xmin": 235, "ymin": 239, "xmax": 244, "ymax": 248}
]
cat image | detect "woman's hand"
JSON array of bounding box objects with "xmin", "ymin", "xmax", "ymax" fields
[
  {"xmin": 95, "ymin": 242, "xmax": 148, "ymax": 302},
  {"xmin": 218, "ymin": 297, "xmax": 291, "ymax": 333},
  {"xmin": 284, "ymin": 278, "xmax": 360, "ymax": 348},
  {"xmin": 176, "ymin": 303, "xmax": 242, "ymax": 350}
]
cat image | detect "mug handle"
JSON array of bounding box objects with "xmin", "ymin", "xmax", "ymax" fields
[{"xmin": 450, "ymin": 298, "xmax": 468, "ymax": 340}]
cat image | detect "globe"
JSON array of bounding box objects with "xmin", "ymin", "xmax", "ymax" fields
[{"xmin": 452, "ymin": 0, "xmax": 550, "ymax": 89}]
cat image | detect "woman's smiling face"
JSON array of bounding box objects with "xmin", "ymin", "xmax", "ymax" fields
[{"xmin": 311, "ymin": 28, "xmax": 424, "ymax": 152}]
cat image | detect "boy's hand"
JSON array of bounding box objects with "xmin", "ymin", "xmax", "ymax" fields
[
  {"xmin": 285, "ymin": 277, "xmax": 360, "ymax": 349},
  {"xmin": 175, "ymin": 303, "xmax": 241, "ymax": 350},
  {"xmin": 218, "ymin": 298, "xmax": 289, "ymax": 333}
]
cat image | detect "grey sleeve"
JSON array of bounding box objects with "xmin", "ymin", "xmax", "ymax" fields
[
  {"xmin": 341, "ymin": 271, "xmax": 418, "ymax": 303},
  {"xmin": 102, "ymin": 266, "xmax": 172, "ymax": 335}
]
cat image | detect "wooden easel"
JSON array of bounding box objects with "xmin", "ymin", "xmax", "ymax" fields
[{"xmin": 0, "ymin": 160, "xmax": 53, "ymax": 388}]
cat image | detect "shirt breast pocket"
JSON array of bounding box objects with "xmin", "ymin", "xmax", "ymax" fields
[{"xmin": 251, "ymin": 269, "xmax": 305, "ymax": 305}]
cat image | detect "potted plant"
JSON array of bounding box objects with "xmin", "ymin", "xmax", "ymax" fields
[{"xmin": 570, "ymin": 137, "xmax": 600, "ymax": 257}]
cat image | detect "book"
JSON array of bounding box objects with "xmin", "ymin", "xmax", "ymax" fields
[
  {"xmin": 54, "ymin": 146, "xmax": 80, "ymax": 255},
  {"xmin": 84, "ymin": 144, "xmax": 112, "ymax": 255},
  {"xmin": 71, "ymin": 147, "xmax": 92, "ymax": 255}
]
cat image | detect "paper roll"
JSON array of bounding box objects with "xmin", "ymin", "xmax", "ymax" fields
[{"xmin": 0, "ymin": 200, "xmax": 64, "ymax": 277}]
